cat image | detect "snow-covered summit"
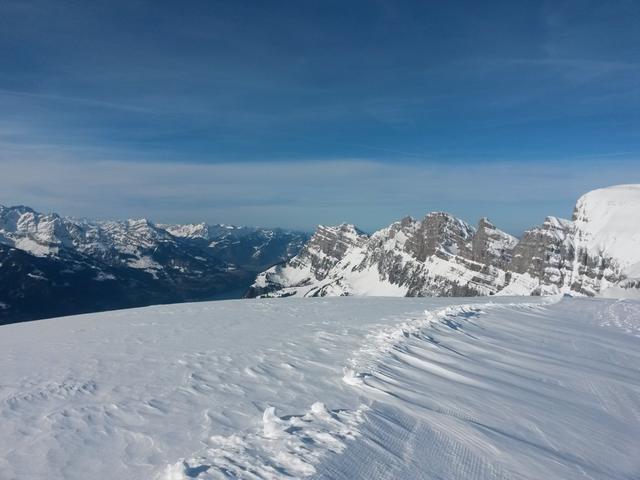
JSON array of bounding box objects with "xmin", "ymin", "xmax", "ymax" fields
[{"xmin": 572, "ymin": 185, "xmax": 640, "ymax": 278}]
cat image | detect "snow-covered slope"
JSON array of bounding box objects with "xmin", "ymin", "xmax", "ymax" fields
[
  {"xmin": 249, "ymin": 185, "xmax": 640, "ymax": 299},
  {"xmin": 1, "ymin": 296, "xmax": 639, "ymax": 479}
]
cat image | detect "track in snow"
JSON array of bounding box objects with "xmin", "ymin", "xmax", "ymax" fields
[
  {"xmin": 1, "ymin": 297, "xmax": 639, "ymax": 479},
  {"xmin": 317, "ymin": 299, "xmax": 640, "ymax": 479}
]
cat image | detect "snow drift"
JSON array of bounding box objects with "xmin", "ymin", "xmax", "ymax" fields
[{"xmin": 1, "ymin": 296, "xmax": 639, "ymax": 479}]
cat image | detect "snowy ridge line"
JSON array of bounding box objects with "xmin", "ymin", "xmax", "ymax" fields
[
  {"xmin": 342, "ymin": 297, "xmax": 559, "ymax": 388},
  {"xmin": 158, "ymin": 298, "xmax": 558, "ymax": 480},
  {"xmin": 157, "ymin": 401, "xmax": 368, "ymax": 480}
]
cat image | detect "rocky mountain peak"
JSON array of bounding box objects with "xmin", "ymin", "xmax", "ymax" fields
[
  {"xmin": 0, "ymin": 205, "xmax": 77, "ymax": 255},
  {"xmin": 404, "ymin": 212, "xmax": 474, "ymax": 261},
  {"xmin": 248, "ymin": 185, "xmax": 640, "ymax": 300},
  {"xmin": 398, "ymin": 215, "xmax": 415, "ymax": 228},
  {"xmin": 476, "ymin": 217, "xmax": 494, "ymax": 230},
  {"xmin": 471, "ymin": 217, "xmax": 517, "ymax": 268},
  {"xmin": 308, "ymin": 224, "xmax": 367, "ymax": 259}
]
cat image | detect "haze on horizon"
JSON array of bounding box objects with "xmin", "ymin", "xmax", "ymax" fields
[{"xmin": 1, "ymin": 0, "xmax": 638, "ymax": 234}]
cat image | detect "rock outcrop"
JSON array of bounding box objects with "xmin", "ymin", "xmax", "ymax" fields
[{"xmin": 248, "ymin": 185, "xmax": 640, "ymax": 299}]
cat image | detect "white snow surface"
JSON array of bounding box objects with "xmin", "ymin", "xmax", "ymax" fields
[{"xmin": 1, "ymin": 297, "xmax": 640, "ymax": 479}]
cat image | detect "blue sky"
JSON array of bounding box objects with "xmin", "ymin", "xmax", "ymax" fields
[{"xmin": 0, "ymin": 0, "xmax": 638, "ymax": 233}]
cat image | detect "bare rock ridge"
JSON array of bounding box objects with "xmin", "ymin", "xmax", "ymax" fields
[{"xmin": 247, "ymin": 185, "xmax": 640, "ymax": 299}]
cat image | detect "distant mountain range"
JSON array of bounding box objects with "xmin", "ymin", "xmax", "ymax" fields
[
  {"xmin": 3, "ymin": 184, "xmax": 638, "ymax": 324},
  {"xmin": 247, "ymin": 185, "xmax": 640, "ymax": 300},
  {"xmin": 0, "ymin": 206, "xmax": 308, "ymax": 324}
]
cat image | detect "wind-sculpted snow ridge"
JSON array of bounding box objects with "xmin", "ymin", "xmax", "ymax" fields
[
  {"xmin": 342, "ymin": 299, "xmax": 558, "ymax": 389},
  {"xmin": 158, "ymin": 297, "xmax": 559, "ymax": 480},
  {"xmin": 159, "ymin": 300, "xmax": 531, "ymax": 480},
  {"xmin": 316, "ymin": 298, "xmax": 640, "ymax": 480},
  {"xmin": 2, "ymin": 297, "xmax": 640, "ymax": 479}
]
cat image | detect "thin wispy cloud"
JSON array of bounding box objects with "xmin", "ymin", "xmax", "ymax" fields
[
  {"xmin": 0, "ymin": 88, "xmax": 157, "ymax": 113},
  {"xmin": 2, "ymin": 155, "xmax": 638, "ymax": 234},
  {"xmin": 0, "ymin": 0, "xmax": 638, "ymax": 231}
]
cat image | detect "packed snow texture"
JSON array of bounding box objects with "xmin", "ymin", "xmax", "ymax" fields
[{"xmin": 1, "ymin": 296, "xmax": 639, "ymax": 479}]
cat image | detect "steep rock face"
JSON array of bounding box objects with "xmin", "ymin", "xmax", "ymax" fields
[
  {"xmin": 507, "ymin": 217, "xmax": 575, "ymax": 294},
  {"xmin": 298, "ymin": 224, "xmax": 368, "ymax": 277},
  {"xmin": 352, "ymin": 214, "xmax": 508, "ymax": 297},
  {"xmin": 248, "ymin": 185, "xmax": 640, "ymax": 299},
  {"xmin": 471, "ymin": 217, "xmax": 518, "ymax": 269},
  {"xmin": 403, "ymin": 213, "xmax": 474, "ymax": 261},
  {"xmin": 505, "ymin": 186, "xmax": 640, "ymax": 296},
  {"xmin": 249, "ymin": 214, "xmax": 515, "ymax": 298},
  {"xmin": 247, "ymin": 224, "xmax": 367, "ymax": 298}
]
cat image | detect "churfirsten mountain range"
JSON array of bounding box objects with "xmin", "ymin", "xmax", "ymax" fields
[{"xmin": 247, "ymin": 185, "xmax": 640, "ymax": 300}]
